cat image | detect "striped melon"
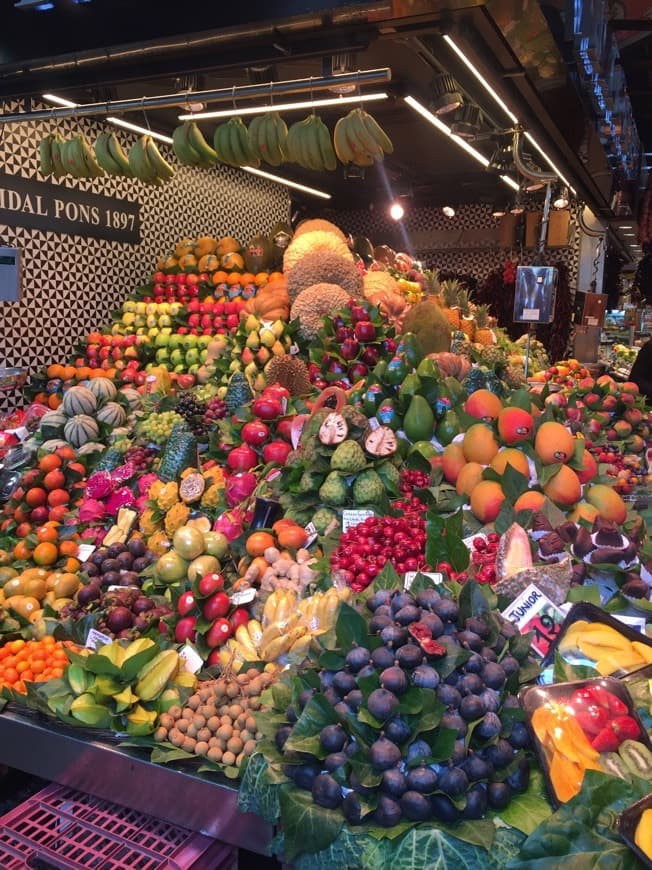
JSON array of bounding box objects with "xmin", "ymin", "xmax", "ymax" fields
[
  {"xmin": 40, "ymin": 411, "xmax": 67, "ymax": 441},
  {"xmin": 76, "ymin": 441, "xmax": 106, "ymax": 456},
  {"xmin": 40, "ymin": 438, "xmax": 68, "ymax": 451},
  {"xmin": 120, "ymin": 388, "xmax": 141, "ymax": 411},
  {"xmin": 62, "ymin": 385, "xmax": 97, "ymax": 417},
  {"xmin": 64, "ymin": 414, "xmax": 100, "ymax": 448},
  {"xmin": 86, "ymin": 377, "xmax": 117, "ymax": 404},
  {"xmin": 96, "ymin": 402, "xmax": 127, "ymax": 428}
]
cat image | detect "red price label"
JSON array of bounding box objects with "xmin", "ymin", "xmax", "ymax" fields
[{"xmin": 521, "ymin": 609, "xmax": 562, "ymax": 657}]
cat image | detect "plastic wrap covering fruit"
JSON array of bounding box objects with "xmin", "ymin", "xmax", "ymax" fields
[
  {"xmin": 543, "ymin": 601, "xmax": 652, "ymax": 678},
  {"xmin": 521, "ymin": 677, "xmax": 652, "ymax": 807}
]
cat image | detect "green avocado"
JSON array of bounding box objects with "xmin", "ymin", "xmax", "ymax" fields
[{"xmin": 403, "ymin": 394, "xmax": 435, "ymax": 443}]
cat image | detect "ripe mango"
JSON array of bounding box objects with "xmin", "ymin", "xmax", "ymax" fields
[{"xmin": 635, "ymin": 808, "xmax": 652, "ymax": 859}]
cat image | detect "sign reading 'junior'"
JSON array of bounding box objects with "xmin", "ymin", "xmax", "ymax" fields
[{"xmin": 0, "ymin": 172, "xmax": 141, "ymax": 244}]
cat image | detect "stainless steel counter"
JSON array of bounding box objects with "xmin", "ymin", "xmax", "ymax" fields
[{"xmin": 0, "ymin": 708, "xmax": 273, "ymax": 854}]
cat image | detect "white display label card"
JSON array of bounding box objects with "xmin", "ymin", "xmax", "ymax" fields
[
  {"xmin": 85, "ymin": 628, "xmax": 113, "ymax": 651},
  {"xmin": 77, "ymin": 544, "xmax": 96, "ymax": 563},
  {"xmin": 303, "ymin": 522, "xmax": 318, "ymax": 548},
  {"xmin": 179, "ymin": 643, "xmax": 204, "ymax": 674},
  {"xmin": 342, "ymin": 510, "xmax": 375, "ymax": 532},
  {"xmin": 230, "ymin": 588, "xmax": 257, "ymax": 606},
  {"xmin": 404, "ymin": 571, "xmax": 443, "ymax": 590},
  {"xmin": 522, "ymin": 308, "xmax": 540, "ymax": 321},
  {"xmin": 501, "ymin": 583, "xmax": 566, "ymax": 658}
]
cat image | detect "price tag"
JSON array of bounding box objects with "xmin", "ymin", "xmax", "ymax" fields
[
  {"xmin": 342, "ymin": 509, "xmax": 375, "ymax": 532},
  {"xmin": 613, "ymin": 614, "xmax": 647, "ymax": 634},
  {"xmin": 230, "ymin": 588, "xmax": 257, "ymax": 606},
  {"xmin": 501, "ymin": 583, "xmax": 565, "ymax": 658},
  {"xmin": 404, "ymin": 571, "xmax": 443, "ymax": 590},
  {"xmin": 304, "ymin": 522, "xmax": 318, "ymax": 547},
  {"xmin": 85, "ymin": 628, "xmax": 112, "ymax": 651},
  {"xmin": 179, "ymin": 643, "xmax": 204, "ymax": 674},
  {"xmin": 290, "ymin": 343, "xmax": 300, "ymax": 355},
  {"xmin": 463, "ymin": 533, "xmax": 485, "ymax": 551},
  {"xmin": 522, "ymin": 308, "xmax": 540, "ymax": 321},
  {"xmin": 77, "ymin": 544, "xmax": 96, "ymax": 563},
  {"xmin": 107, "ymin": 585, "xmax": 140, "ymax": 592}
]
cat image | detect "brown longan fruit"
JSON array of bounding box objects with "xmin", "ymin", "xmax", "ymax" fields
[
  {"xmin": 182, "ymin": 737, "xmax": 197, "ymax": 753},
  {"xmin": 227, "ymin": 736, "xmax": 244, "ymax": 755},
  {"xmin": 159, "ymin": 713, "xmax": 174, "ymax": 730},
  {"xmin": 169, "ymin": 728, "xmax": 184, "ymax": 747},
  {"xmin": 192, "ymin": 713, "xmax": 207, "ymax": 729},
  {"xmin": 195, "ymin": 741, "xmax": 209, "ymax": 756},
  {"xmin": 245, "ymin": 716, "xmax": 257, "ymax": 734},
  {"xmin": 228, "ymin": 704, "xmax": 244, "ymax": 719},
  {"xmin": 216, "ymin": 724, "xmax": 233, "ymax": 741},
  {"xmin": 186, "ymin": 723, "xmax": 198, "ymax": 739},
  {"xmin": 176, "ymin": 719, "xmax": 188, "ymax": 734},
  {"xmin": 187, "ymin": 694, "xmax": 201, "ymax": 710},
  {"xmin": 207, "ymin": 747, "xmax": 223, "ymax": 763},
  {"xmin": 248, "ymin": 696, "xmax": 262, "ymax": 710},
  {"xmin": 246, "ymin": 668, "xmax": 261, "ymax": 680},
  {"xmin": 168, "ymin": 705, "xmax": 182, "ymax": 718},
  {"xmin": 182, "ymin": 707, "xmax": 194, "ymax": 721},
  {"xmin": 222, "ymin": 750, "xmax": 236, "ymax": 766},
  {"xmin": 244, "ymin": 739, "xmax": 257, "ymax": 756},
  {"xmin": 207, "ymin": 716, "xmax": 220, "ymax": 732},
  {"xmin": 153, "ymin": 726, "xmax": 168, "ymax": 743},
  {"xmin": 199, "ymin": 689, "xmax": 212, "ymax": 703},
  {"xmin": 226, "ymin": 683, "xmax": 240, "ymax": 699},
  {"xmin": 197, "ymin": 728, "xmax": 211, "ymax": 743}
]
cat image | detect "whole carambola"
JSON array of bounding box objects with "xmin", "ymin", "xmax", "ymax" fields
[{"xmin": 134, "ymin": 650, "xmax": 179, "ymax": 701}]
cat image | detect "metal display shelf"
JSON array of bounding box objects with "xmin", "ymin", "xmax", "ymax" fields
[{"xmin": 0, "ymin": 708, "xmax": 273, "ymax": 855}]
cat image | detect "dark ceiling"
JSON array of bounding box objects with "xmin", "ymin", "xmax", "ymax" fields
[{"xmin": 0, "ymin": 0, "xmax": 647, "ymax": 243}]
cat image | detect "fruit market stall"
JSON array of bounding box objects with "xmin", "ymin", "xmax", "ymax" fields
[{"xmin": 0, "ymin": 219, "xmax": 650, "ymax": 868}]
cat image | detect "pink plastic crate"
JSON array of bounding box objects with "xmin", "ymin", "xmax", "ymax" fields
[{"xmin": 0, "ymin": 783, "xmax": 236, "ymax": 869}]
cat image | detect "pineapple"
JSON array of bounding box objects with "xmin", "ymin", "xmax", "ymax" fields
[
  {"xmin": 458, "ymin": 289, "xmax": 476, "ymax": 341},
  {"xmin": 441, "ymin": 279, "xmax": 461, "ymax": 329},
  {"xmin": 474, "ymin": 304, "xmax": 496, "ymax": 346},
  {"xmin": 422, "ymin": 269, "xmax": 441, "ymax": 305}
]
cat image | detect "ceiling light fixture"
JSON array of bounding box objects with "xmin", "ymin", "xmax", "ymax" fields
[
  {"xmin": 449, "ymin": 104, "xmax": 482, "ymax": 139},
  {"xmin": 389, "ymin": 201, "xmax": 405, "ymax": 220},
  {"xmin": 442, "ymin": 35, "xmax": 575, "ymax": 192},
  {"xmin": 491, "ymin": 202, "xmax": 507, "ymax": 218},
  {"xmin": 42, "ymin": 94, "xmax": 174, "ymax": 143},
  {"xmin": 431, "ymin": 73, "xmax": 464, "ymax": 116},
  {"xmin": 15, "ymin": 0, "xmax": 55, "ymax": 8},
  {"xmin": 619, "ymin": 225, "xmax": 633, "ymax": 229},
  {"xmin": 405, "ymin": 96, "xmax": 519, "ymax": 193},
  {"xmin": 442, "ymin": 205, "xmax": 456, "ymax": 217},
  {"xmin": 622, "ymin": 232, "xmax": 636, "ymax": 236},
  {"xmin": 552, "ymin": 183, "xmax": 570, "ymax": 209},
  {"xmin": 179, "ymin": 91, "xmax": 388, "ymax": 121},
  {"xmin": 242, "ymin": 166, "xmax": 331, "ymax": 199}
]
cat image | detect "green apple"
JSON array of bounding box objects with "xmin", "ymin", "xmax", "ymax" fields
[
  {"xmin": 155, "ymin": 333, "xmax": 171, "ymax": 348},
  {"xmin": 197, "ymin": 335, "xmax": 211, "ymax": 349},
  {"xmin": 174, "ymin": 364, "xmax": 185, "ymax": 373},
  {"xmin": 185, "ymin": 348, "xmax": 200, "ymax": 366},
  {"xmin": 168, "ymin": 334, "xmax": 182, "ymax": 350},
  {"xmin": 199, "ymin": 349, "xmax": 208, "ymax": 363},
  {"xmin": 156, "ymin": 348, "xmax": 170, "ymax": 363},
  {"xmin": 185, "ymin": 335, "xmax": 198, "ymax": 348},
  {"xmin": 169, "ymin": 348, "xmax": 184, "ymax": 366},
  {"xmin": 188, "ymin": 363, "xmax": 200, "ymax": 375},
  {"xmin": 158, "ymin": 314, "xmax": 172, "ymax": 328}
]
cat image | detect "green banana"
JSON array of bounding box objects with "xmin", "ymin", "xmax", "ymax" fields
[
  {"xmin": 134, "ymin": 649, "xmax": 179, "ymax": 701},
  {"xmin": 333, "ymin": 116, "xmax": 354, "ymax": 164},
  {"xmin": 361, "ymin": 109, "xmax": 394, "ymax": 154},
  {"xmin": 106, "ymin": 132, "xmax": 133, "ymax": 176},
  {"xmin": 70, "ymin": 693, "xmax": 111, "ymax": 728},
  {"xmin": 227, "ymin": 119, "xmax": 246, "ymax": 166},
  {"xmin": 79, "ymin": 133, "xmax": 105, "ymax": 178},
  {"xmin": 303, "ymin": 116, "xmax": 324, "ymax": 171},
  {"xmin": 63, "ymin": 137, "xmax": 89, "ymax": 178},
  {"xmin": 315, "ymin": 116, "xmax": 337, "ymax": 170},
  {"xmin": 186, "ymin": 121, "xmax": 218, "ymax": 165},
  {"xmin": 172, "ymin": 122, "xmax": 200, "ymax": 165},
  {"xmin": 67, "ymin": 662, "xmax": 91, "ymax": 696},
  {"xmin": 145, "ymin": 136, "xmax": 175, "ymax": 181},
  {"xmin": 38, "ymin": 134, "xmax": 54, "ymax": 177},
  {"xmin": 95, "ymin": 132, "xmax": 122, "ymax": 175},
  {"xmin": 50, "ymin": 133, "xmax": 66, "ymax": 178},
  {"xmin": 129, "ymin": 136, "xmax": 157, "ymax": 183},
  {"xmin": 213, "ymin": 122, "xmax": 233, "ymax": 165},
  {"xmin": 271, "ymin": 112, "xmax": 288, "ymax": 166},
  {"xmin": 248, "ymin": 114, "xmax": 265, "ymax": 162}
]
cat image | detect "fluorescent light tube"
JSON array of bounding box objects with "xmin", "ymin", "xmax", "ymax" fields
[
  {"xmin": 105, "ymin": 117, "xmax": 173, "ymax": 144},
  {"xmin": 241, "ymin": 166, "xmax": 331, "ymax": 199},
  {"xmin": 179, "ymin": 92, "xmax": 388, "ymax": 121},
  {"xmin": 443, "ymin": 35, "xmax": 518, "ymax": 124},
  {"xmin": 500, "ymin": 175, "xmax": 520, "ymax": 191},
  {"xmin": 42, "ymin": 93, "xmax": 173, "ymax": 144}
]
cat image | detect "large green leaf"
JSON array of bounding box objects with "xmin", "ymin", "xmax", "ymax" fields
[
  {"xmin": 335, "ymin": 602, "xmax": 370, "ymax": 651},
  {"xmin": 237, "ymin": 752, "xmax": 281, "ymax": 824},
  {"xmin": 284, "ymin": 695, "xmax": 338, "ymax": 758},
  {"xmin": 498, "ymin": 769, "xmax": 553, "ymax": 835},
  {"xmin": 390, "ymin": 824, "xmax": 523, "ymax": 870},
  {"xmin": 373, "ymin": 561, "xmax": 402, "ymax": 591},
  {"xmin": 293, "ymin": 826, "xmax": 364, "ymax": 870},
  {"xmin": 278, "ymin": 785, "xmax": 343, "ymax": 861}
]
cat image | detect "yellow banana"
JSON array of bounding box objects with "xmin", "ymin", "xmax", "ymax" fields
[
  {"xmin": 361, "ymin": 109, "xmax": 394, "ymax": 154},
  {"xmin": 78, "ymin": 133, "xmax": 105, "ymax": 178},
  {"xmin": 246, "ymin": 619, "xmax": 264, "ymax": 646},
  {"xmin": 235, "ymin": 624, "xmax": 259, "ymax": 658},
  {"xmin": 349, "ymin": 108, "xmax": 383, "ymax": 159},
  {"xmin": 333, "ymin": 116, "xmax": 354, "ymax": 163},
  {"xmin": 145, "ymin": 136, "xmax": 175, "ymax": 181}
]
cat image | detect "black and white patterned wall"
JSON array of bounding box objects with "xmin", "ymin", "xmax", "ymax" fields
[
  {"xmin": 0, "ymin": 100, "xmax": 289, "ymax": 413},
  {"xmin": 336, "ymin": 203, "xmax": 580, "ymax": 285}
]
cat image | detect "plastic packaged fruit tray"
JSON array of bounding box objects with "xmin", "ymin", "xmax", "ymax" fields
[
  {"xmin": 619, "ymin": 793, "xmax": 652, "ymax": 868},
  {"xmin": 520, "ymin": 677, "xmax": 652, "ymax": 809},
  {"xmin": 541, "ymin": 601, "xmax": 652, "ymax": 677},
  {"xmin": 0, "ymin": 368, "xmax": 27, "ymax": 392},
  {"xmin": 0, "ymin": 783, "xmax": 235, "ymax": 869}
]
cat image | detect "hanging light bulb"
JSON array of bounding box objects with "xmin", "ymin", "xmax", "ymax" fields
[
  {"xmin": 552, "ymin": 183, "xmax": 570, "ymax": 209},
  {"xmin": 510, "ymin": 189, "xmax": 524, "ymax": 215},
  {"xmin": 442, "ymin": 205, "xmax": 456, "ymax": 218},
  {"xmin": 491, "ymin": 202, "xmax": 507, "ymax": 218},
  {"xmin": 389, "ymin": 201, "xmax": 405, "ymax": 221},
  {"xmin": 430, "ymin": 74, "xmax": 464, "ymax": 116}
]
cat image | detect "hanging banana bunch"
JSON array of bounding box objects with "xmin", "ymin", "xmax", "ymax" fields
[
  {"xmin": 128, "ymin": 134, "xmax": 175, "ymax": 185},
  {"xmin": 284, "ymin": 114, "xmax": 337, "ymax": 171},
  {"xmin": 39, "ymin": 132, "xmax": 105, "ymax": 179},
  {"xmin": 248, "ymin": 111, "xmax": 288, "ymax": 167},
  {"xmin": 94, "ymin": 132, "xmax": 134, "ymax": 177},
  {"xmin": 172, "ymin": 120, "xmax": 218, "ymax": 168},
  {"xmin": 333, "ymin": 107, "xmax": 394, "ymax": 167},
  {"xmin": 212, "ymin": 117, "xmax": 260, "ymax": 168}
]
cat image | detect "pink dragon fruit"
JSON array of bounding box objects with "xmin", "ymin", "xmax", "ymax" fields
[
  {"xmin": 225, "ymin": 471, "xmax": 258, "ymax": 507},
  {"xmin": 138, "ymin": 473, "xmax": 159, "ymax": 497},
  {"xmin": 110, "ymin": 462, "xmax": 137, "ymax": 486},
  {"xmin": 135, "ymin": 494, "xmax": 150, "ymax": 512},
  {"xmin": 79, "ymin": 498, "xmax": 106, "ymax": 523},
  {"xmin": 213, "ymin": 509, "xmax": 245, "ymax": 541},
  {"xmin": 105, "ymin": 486, "xmax": 136, "ymax": 516},
  {"xmin": 80, "ymin": 526, "xmax": 106, "ymax": 545},
  {"xmin": 84, "ymin": 471, "xmax": 114, "ymax": 500}
]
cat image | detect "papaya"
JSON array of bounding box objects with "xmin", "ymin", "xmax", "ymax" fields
[{"xmin": 403, "ymin": 395, "xmax": 435, "ymax": 443}]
